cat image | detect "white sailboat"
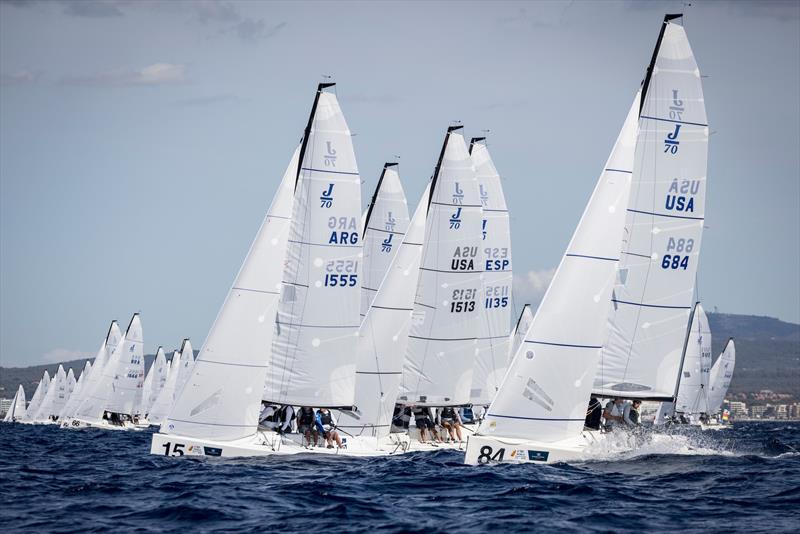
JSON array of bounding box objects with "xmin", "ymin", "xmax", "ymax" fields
[
  {"xmin": 399, "ymin": 126, "xmax": 484, "ymax": 408},
  {"xmin": 139, "ymin": 346, "xmax": 168, "ymax": 419},
  {"xmin": 593, "ymin": 14, "xmax": 709, "ymax": 404},
  {"xmin": 32, "ymin": 364, "xmax": 68, "ymax": 423},
  {"xmin": 464, "ymin": 89, "xmax": 639, "ymax": 465},
  {"xmin": 63, "ymin": 320, "xmax": 122, "ymax": 428},
  {"xmin": 469, "ymin": 137, "xmax": 513, "ymax": 409},
  {"xmin": 3, "ymin": 385, "xmax": 27, "ymax": 422},
  {"xmin": 706, "ymin": 337, "xmax": 735, "ymax": 425},
  {"xmin": 360, "ymin": 163, "xmax": 410, "ymax": 317},
  {"xmin": 673, "ymin": 302, "xmax": 712, "ymax": 422},
  {"xmin": 20, "ymin": 371, "xmax": 49, "ymax": 423},
  {"xmin": 147, "ymin": 350, "xmax": 181, "ymax": 425},
  {"xmin": 59, "ymin": 360, "xmax": 92, "ymax": 421},
  {"xmin": 508, "ymin": 304, "xmax": 534, "ymax": 365}
]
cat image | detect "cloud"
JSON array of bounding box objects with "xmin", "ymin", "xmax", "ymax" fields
[
  {"xmin": 173, "ymin": 93, "xmax": 239, "ymax": 107},
  {"xmin": 513, "ymin": 268, "xmax": 556, "ymax": 308},
  {"xmin": 62, "ymin": 62, "xmax": 187, "ymax": 87},
  {"xmin": 225, "ymin": 19, "xmax": 287, "ymax": 43},
  {"xmin": 42, "ymin": 348, "xmax": 93, "ymax": 364},
  {"xmin": 0, "ymin": 69, "xmax": 41, "ymax": 86},
  {"xmin": 192, "ymin": 0, "xmax": 239, "ymax": 24},
  {"xmin": 60, "ymin": 0, "xmax": 125, "ymax": 18}
]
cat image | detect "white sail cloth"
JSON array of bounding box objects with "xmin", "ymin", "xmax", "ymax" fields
[
  {"xmin": 33, "ymin": 364, "xmax": 68, "ymax": 421},
  {"xmin": 72, "ymin": 321, "xmax": 123, "ymax": 422},
  {"xmin": 150, "ymin": 351, "xmax": 181, "ymax": 425},
  {"xmin": 265, "ymin": 88, "xmax": 363, "ymax": 408},
  {"xmin": 59, "ymin": 361, "xmax": 91, "ymax": 420},
  {"xmin": 162, "ymin": 145, "xmax": 299, "ymax": 440},
  {"xmin": 708, "ymin": 338, "xmax": 735, "ymax": 414},
  {"xmin": 400, "ymin": 128, "xmax": 483, "ymax": 406},
  {"xmin": 360, "ymin": 163, "xmax": 410, "ymax": 317},
  {"xmin": 140, "ymin": 347, "xmax": 168, "ymax": 416},
  {"xmin": 3, "ymin": 385, "xmax": 26, "ymax": 422},
  {"xmin": 594, "ymin": 19, "xmax": 708, "ymax": 401},
  {"xmin": 22, "ymin": 372, "xmax": 49, "ymax": 422},
  {"xmin": 675, "ymin": 303, "xmax": 712, "ymax": 415},
  {"xmin": 470, "ymin": 139, "xmax": 513, "ymax": 405},
  {"xmin": 103, "ymin": 314, "xmax": 144, "ymax": 415},
  {"xmin": 480, "ymin": 92, "xmax": 639, "ymax": 443},
  {"xmin": 337, "ymin": 183, "xmax": 430, "ymax": 438}
]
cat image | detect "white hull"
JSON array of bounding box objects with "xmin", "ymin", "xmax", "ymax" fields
[
  {"xmin": 151, "ymin": 428, "xmax": 472, "ymax": 459},
  {"xmin": 60, "ymin": 417, "xmax": 143, "ymax": 432}
]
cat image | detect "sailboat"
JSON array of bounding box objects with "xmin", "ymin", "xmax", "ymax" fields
[
  {"xmin": 705, "ymin": 337, "xmax": 735, "ymax": 427},
  {"xmin": 147, "ymin": 340, "xmax": 193, "ymax": 426},
  {"xmin": 469, "ymin": 137, "xmax": 513, "ymax": 413},
  {"xmin": 32, "ymin": 364, "xmax": 69, "ymax": 424},
  {"xmin": 360, "ymin": 163, "xmax": 410, "ymax": 317},
  {"xmin": 59, "ymin": 361, "xmax": 92, "ymax": 421},
  {"xmin": 464, "ymin": 87, "xmax": 639, "ymax": 464},
  {"xmin": 20, "ymin": 371, "xmax": 49, "ymax": 423},
  {"xmin": 3, "ymin": 385, "xmax": 27, "ymax": 422},
  {"xmin": 61, "ymin": 321, "xmax": 122, "ymax": 428},
  {"xmin": 67, "ymin": 315, "xmax": 143, "ymax": 430},
  {"xmin": 138, "ymin": 346, "xmax": 168, "ymax": 421},
  {"xmin": 671, "ymin": 302, "xmax": 712, "ymax": 423}
]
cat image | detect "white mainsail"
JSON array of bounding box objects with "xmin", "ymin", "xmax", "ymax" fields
[
  {"xmin": 72, "ymin": 321, "xmax": 123, "ymax": 423},
  {"xmin": 478, "ymin": 91, "xmax": 639, "ymax": 443},
  {"xmin": 33, "ymin": 364, "xmax": 67, "ymax": 421},
  {"xmin": 265, "ymin": 84, "xmax": 363, "ymax": 408},
  {"xmin": 59, "ymin": 361, "xmax": 91, "ymax": 420},
  {"xmin": 470, "ymin": 138, "xmax": 513, "ymax": 406},
  {"xmin": 675, "ymin": 302, "xmax": 712, "ymax": 415},
  {"xmin": 161, "ymin": 144, "xmax": 299, "ymax": 440},
  {"xmin": 172, "ymin": 339, "xmax": 195, "ymax": 401},
  {"xmin": 140, "ymin": 347, "xmax": 168, "ymax": 416},
  {"xmin": 400, "ymin": 126, "xmax": 483, "ymax": 407},
  {"xmin": 103, "ymin": 314, "xmax": 144, "ymax": 415},
  {"xmin": 22, "ymin": 372, "xmax": 49, "ymax": 422},
  {"xmin": 508, "ymin": 304, "xmax": 534, "ymax": 365},
  {"xmin": 337, "ymin": 183, "xmax": 430, "ymax": 437},
  {"xmin": 3, "ymin": 385, "xmax": 26, "ymax": 422},
  {"xmin": 707, "ymin": 338, "xmax": 735, "ymax": 415},
  {"xmin": 594, "ymin": 16, "xmax": 708, "ymax": 401},
  {"xmin": 360, "ymin": 163, "xmax": 410, "ymax": 317}
]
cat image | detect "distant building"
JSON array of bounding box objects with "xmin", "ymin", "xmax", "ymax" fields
[
  {"xmin": 729, "ymin": 401, "xmax": 748, "ymax": 419},
  {"xmin": 775, "ymin": 404, "xmax": 788, "ymax": 419},
  {"xmin": 750, "ymin": 405, "xmax": 768, "ymax": 419},
  {"xmin": 0, "ymin": 398, "xmax": 11, "ymax": 418}
]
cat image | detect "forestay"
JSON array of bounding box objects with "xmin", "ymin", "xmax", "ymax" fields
[
  {"xmin": 337, "ymin": 183, "xmax": 430, "ymax": 437},
  {"xmin": 104, "ymin": 314, "xmax": 144, "ymax": 415},
  {"xmin": 400, "ymin": 126, "xmax": 483, "ymax": 407},
  {"xmin": 707, "ymin": 338, "xmax": 735, "ymax": 414},
  {"xmin": 360, "ymin": 163, "xmax": 410, "ymax": 317},
  {"xmin": 675, "ymin": 303, "xmax": 711, "ymax": 414},
  {"xmin": 470, "ymin": 138, "xmax": 513, "ymax": 405},
  {"xmin": 265, "ymin": 85, "xmax": 363, "ymax": 408},
  {"xmin": 481, "ymin": 92, "xmax": 638, "ymax": 443},
  {"xmin": 508, "ymin": 304, "xmax": 534, "ymax": 365},
  {"xmin": 73, "ymin": 321, "xmax": 123, "ymax": 422},
  {"xmin": 163, "ymin": 146, "xmax": 298, "ymax": 440},
  {"xmin": 594, "ymin": 16, "xmax": 708, "ymax": 401}
]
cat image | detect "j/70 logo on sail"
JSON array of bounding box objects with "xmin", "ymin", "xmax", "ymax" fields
[
  {"xmin": 324, "ymin": 141, "xmax": 337, "ymax": 167},
  {"xmin": 452, "ymin": 182, "xmax": 464, "ymax": 205},
  {"xmin": 449, "ymin": 207, "xmax": 462, "ymax": 229},
  {"xmin": 385, "ymin": 211, "xmax": 396, "ymax": 232},
  {"xmin": 381, "ymin": 233, "xmax": 393, "ymax": 253},
  {"xmin": 320, "ymin": 183, "xmax": 334, "ymax": 208}
]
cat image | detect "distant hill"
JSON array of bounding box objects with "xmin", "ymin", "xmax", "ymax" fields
[{"xmin": 1, "ymin": 313, "xmax": 798, "ymax": 400}]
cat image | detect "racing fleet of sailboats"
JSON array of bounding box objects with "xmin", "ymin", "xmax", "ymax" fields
[{"xmin": 2, "ymin": 15, "xmax": 738, "ymax": 463}]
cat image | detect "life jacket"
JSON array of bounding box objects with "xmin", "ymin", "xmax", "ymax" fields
[
  {"xmin": 440, "ymin": 407, "xmax": 456, "ymax": 420},
  {"xmin": 629, "ymin": 406, "xmax": 640, "ymax": 424},
  {"xmin": 298, "ymin": 409, "xmax": 314, "ymax": 425},
  {"xmin": 319, "ymin": 411, "xmax": 333, "ymax": 427}
]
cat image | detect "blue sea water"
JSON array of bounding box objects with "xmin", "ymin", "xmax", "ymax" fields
[{"xmin": 1, "ymin": 422, "xmax": 798, "ymax": 533}]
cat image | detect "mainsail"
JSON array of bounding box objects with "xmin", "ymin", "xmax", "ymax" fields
[
  {"xmin": 480, "ymin": 92, "xmax": 639, "ymax": 443},
  {"xmin": 60, "ymin": 360, "xmax": 91, "ymax": 420},
  {"xmin": 140, "ymin": 346, "xmax": 168, "ymax": 417},
  {"xmin": 337, "ymin": 183, "xmax": 430, "ymax": 437},
  {"xmin": 23, "ymin": 371, "xmax": 49, "ymax": 422},
  {"xmin": 265, "ymin": 84, "xmax": 363, "ymax": 408},
  {"xmin": 594, "ymin": 15, "xmax": 708, "ymax": 401},
  {"xmin": 163, "ymin": 144, "xmax": 298, "ymax": 439},
  {"xmin": 675, "ymin": 302, "xmax": 711, "ymax": 415},
  {"xmin": 3, "ymin": 385, "xmax": 26, "ymax": 422},
  {"xmin": 360, "ymin": 163, "xmax": 410, "ymax": 317},
  {"xmin": 103, "ymin": 314, "xmax": 144, "ymax": 415},
  {"xmin": 707, "ymin": 338, "xmax": 735, "ymax": 414},
  {"xmin": 400, "ymin": 126, "xmax": 483, "ymax": 407},
  {"xmin": 33, "ymin": 364, "xmax": 67, "ymax": 421},
  {"xmin": 150, "ymin": 351, "xmax": 181, "ymax": 425},
  {"xmin": 470, "ymin": 138, "xmax": 513, "ymax": 405}
]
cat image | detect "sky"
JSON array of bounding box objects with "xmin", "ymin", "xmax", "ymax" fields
[{"xmin": 1, "ymin": 0, "xmax": 798, "ymax": 367}]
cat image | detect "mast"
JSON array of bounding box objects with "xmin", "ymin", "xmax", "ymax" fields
[
  {"xmin": 363, "ymin": 162, "xmax": 397, "ymax": 230},
  {"xmin": 428, "ymin": 125, "xmax": 463, "ymax": 211},
  {"xmin": 672, "ymin": 301, "xmax": 699, "ymax": 402},
  {"xmin": 295, "ymin": 82, "xmax": 335, "ymax": 190},
  {"xmin": 640, "ymin": 13, "xmax": 683, "ymax": 114}
]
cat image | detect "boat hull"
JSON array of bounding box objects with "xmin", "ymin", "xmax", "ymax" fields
[
  {"xmin": 60, "ymin": 417, "xmax": 142, "ymax": 431},
  {"xmin": 463, "ymin": 431, "xmax": 609, "ymax": 465}
]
